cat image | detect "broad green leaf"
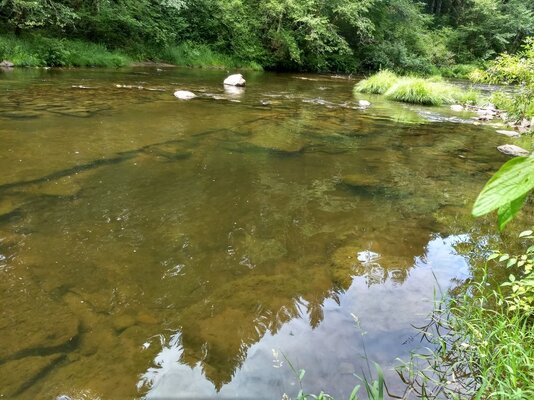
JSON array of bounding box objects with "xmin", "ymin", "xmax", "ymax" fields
[
  {"xmin": 472, "ymin": 156, "xmax": 534, "ymax": 217},
  {"xmin": 497, "ymin": 194, "xmax": 528, "ymax": 230}
]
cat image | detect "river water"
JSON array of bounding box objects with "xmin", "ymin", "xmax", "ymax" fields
[{"xmin": 0, "ymin": 67, "xmax": 527, "ymax": 399}]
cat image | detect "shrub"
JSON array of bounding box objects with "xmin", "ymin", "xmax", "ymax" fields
[
  {"xmin": 469, "ymin": 37, "xmax": 534, "ymax": 121},
  {"xmin": 439, "ymin": 64, "xmax": 478, "ymax": 79}
]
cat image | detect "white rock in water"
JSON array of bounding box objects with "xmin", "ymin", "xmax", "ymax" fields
[
  {"xmin": 450, "ymin": 104, "xmax": 464, "ymax": 112},
  {"xmin": 0, "ymin": 60, "xmax": 14, "ymax": 68},
  {"xmin": 359, "ymin": 100, "xmax": 371, "ymax": 107},
  {"xmin": 173, "ymin": 90, "xmax": 196, "ymax": 100},
  {"xmin": 357, "ymin": 250, "xmax": 381, "ymax": 264},
  {"xmin": 224, "ymin": 74, "xmax": 246, "ymax": 87},
  {"xmin": 497, "ymin": 144, "xmax": 530, "ymax": 157},
  {"xmin": 495, "ymin": 129, "xmax": 520, "ymax": 138}
]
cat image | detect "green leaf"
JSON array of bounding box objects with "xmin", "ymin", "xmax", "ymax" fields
[
  {"xmin": 349, "ymin": 385, "xmax": 361, "ymax": 400},
  {"xmin": 487, "ymin": 252, "xmax": 500, "ymax": 261},
  {"xmin": 472, "ymin": 156, "xmax": 534, "ymax": 217},
  {"xmin": 299, "ymin": 369, "xmax": 306, "ymax": 381},
  {"xmin": 497, "ymin": 194, "xmax": 528, "ymax": 230},
  {"xmin": 499, "ymin": 254, "xmax": 510, "ymax": 262}
]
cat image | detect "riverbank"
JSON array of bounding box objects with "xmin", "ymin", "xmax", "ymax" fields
[{"xmin": 0, "ymin": 35, "xmax": 262, "ymax": 70}]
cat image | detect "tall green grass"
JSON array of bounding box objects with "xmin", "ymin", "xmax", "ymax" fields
[
  {"xmin": 353, "ymin": 70, "xmax": 399, "ymax": 94},
  {"xmin": 160, "ymin": 42, "xmax": 263, "ymax": 70},
  {"xmin": 398, "ymin": 269, "xmax": 534, "ymax": 399},
  {"xmin": 0, "ymin": 35, "xmax": 262, "ymax": 70},
  {"xmin": 354, "ymin": 71, "xmax": 480, "ymax": 106},
  {"xmin": 0, "ymin": 35, "xmax": 130, "ymax": 67},
  {"xmin": 385, "ymin": 78, "xmax": 457, "ymax": 105}
]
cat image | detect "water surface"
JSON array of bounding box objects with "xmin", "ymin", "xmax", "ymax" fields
[{"xmin": 0, "ymin": 67, "xmax": 525, "ymax": 399}]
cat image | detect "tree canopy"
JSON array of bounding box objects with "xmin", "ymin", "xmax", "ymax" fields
[{"xmin": 1, "ymin": 0, "xmax": 533, "ymax": 71}]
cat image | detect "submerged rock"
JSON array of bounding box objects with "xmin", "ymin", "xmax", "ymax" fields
[
  {"xmin": 143, "ymin": 143, "xmax": 192, "ymax": 161},
  {"xmin": 358, "ymin": 100, "xmax": 371, "ymax": 107},
  {"xmin": 495, "ymin": 129, "xmax": 520, "ymax": 138},
  {"xmin": 245, "ymin": 131, "xmax": 306, "ymax": 154},
  {"xmin": 0, "ymin": 195, "xmax": 26, "ymax": 218},
  {"xmin": 497, "ymin": 144, "xmax": 530, "ymax": 157},
  {"xmin": 357, "ymin": 250, "xmax": 381, "ymax": 264},
  {"xmin": 23, "ymin": 176, "xmax": 82, "ymax": 197},
  {"xmin": 1, "ymin": 110, "xmax": 43, "ymax": 120},
  {"xmin": 0, "ymin": 354, "xmax": 65, "ymax": 397},
  {"xmin": 173, "ymin": 90, "xmax": 197, "ymax": 100},
  {"xmin": 223, "ymin": 74, "xmax": 246, "ymax": 87},
  {"xmin": 112, "ymin": 314, "xmax": 136, "ymax": 333},
  {"xmin": 341, "ymin": 173, "xmax": 381, "ymax": 189},
  {"xmin": 0, "ymin": 289, "xmax": 80, "ymax": 361},
  {"xmin": 330, "ymin": 246, "xmax": 365, "ymax": 288},
  {"xmin": 450, "ymin": 104, "xmax": 464, "ymax": 112}
]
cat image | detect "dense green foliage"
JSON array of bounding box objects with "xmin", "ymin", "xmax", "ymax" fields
[
  {"xmin": 1, "ymin": 0, "xmax": 533, "ymax": 71},
  {"xmin": 470, "ymin": 38, "xmax": 534, "ymax": 121},
  {"xmin": 0, "ymin": 34, "xmax": 130, "ymax": 66}
]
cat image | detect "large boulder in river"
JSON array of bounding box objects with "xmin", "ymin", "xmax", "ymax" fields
[
  {"xmin": 173, "ymin": 90, "xmax": 196, "ymax": 100},
  {"xmin": 497, "ymin": 144, "xmax": 530, "ymax": 157},
  {"xmin": 224, "ymin": 74, "xmax": 246, "ymax": 87}
]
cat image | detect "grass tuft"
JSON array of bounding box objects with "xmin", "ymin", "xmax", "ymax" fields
[
  {"xmin": 354, "ymin": 71, "xmax": 480, "ymax": 106},
  {"xmin": 384, "ymin": 78, "xmax": 456, "ymax": 105},
  {"xmin": 354, "ymin": 70, "xmax": 399, "ymax": 95}
]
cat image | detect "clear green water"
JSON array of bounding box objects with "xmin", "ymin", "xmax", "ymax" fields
[{"xmin": 0, "ymin": 67, "xmax": 527, "ymax": 399}]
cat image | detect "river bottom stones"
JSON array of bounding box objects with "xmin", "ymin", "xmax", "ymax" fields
[
  {"xmin": 0, "ymin": 354, "xmax": 65, "ymax": 398},
  {"xmin": 142, "ymin": 143, "xmax": 193, "ymax": 162},
  {"xmin": 340, "ymin": 173, "xmax": 382, "ymax": 189},
  {"xmin": 244, "ymin": 131, "xmax": 306, "ymax": 154},
  {"xmin": 0, "ymin": 293, "xmax": 80, "ymax": 362}
]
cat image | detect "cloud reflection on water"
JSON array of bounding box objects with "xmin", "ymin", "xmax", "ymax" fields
[{"xmin": 140, "ymin": 234, "xmax": 471, "ymax": 399}]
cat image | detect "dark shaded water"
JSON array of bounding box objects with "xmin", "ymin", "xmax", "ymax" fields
[{"xmin": 0, "ymin": 67, "xmax": 526, "ymax": 399}]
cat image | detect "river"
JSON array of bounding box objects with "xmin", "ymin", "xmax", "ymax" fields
[{"xmin": 0, "ymin": 67, "xmax": 524, "ymax": 399}]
